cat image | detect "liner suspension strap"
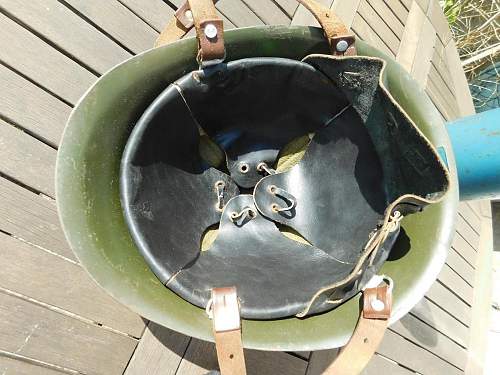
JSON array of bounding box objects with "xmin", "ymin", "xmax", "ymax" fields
[
  {"xmin": 321, "ymin": 279, "xmax": 393, "ymax": 374},
  {"xmin": 209, "ymin": 287, "xmax": 246, "ymax": 375},
  {"xmin": 155, "ymin": 0, "xmax": 356, "ymax": 56}
]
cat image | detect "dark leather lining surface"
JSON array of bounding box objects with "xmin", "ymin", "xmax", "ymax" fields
[
  {"xmin": 254, "ymin": 106, "xmax": 386, "ymax": 264},
  {"xmin": 173, "ymin": 58, "xmax": 349, "ymax": 188},
  {"xmin": 120, "ymin": 56, "xmax": 448, "ymax": 319}
]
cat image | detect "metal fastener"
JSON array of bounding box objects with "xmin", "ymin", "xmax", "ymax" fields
[
  {"xmin": 204, "ymin": 23, "xmax": 218, "ymax": 39},
  {"xmin": 336, "ymin": 40, "xmax": 349, "ymax": 52},
  {"xmin": 371, "ymin": 298, "xmax": 385, "ymax": 312}
]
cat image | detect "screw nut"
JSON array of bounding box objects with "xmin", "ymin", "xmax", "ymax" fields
[
  {"xmin": 204, "ymin": 23, "xmax": 218, "ymax": 39},
  {"xmin": 336, "ymin": 40, "xmax": 349, "ymax": 52},
  {"xmin": 370, "ymin": 298, "xmax": 385, "ymax": 312}
]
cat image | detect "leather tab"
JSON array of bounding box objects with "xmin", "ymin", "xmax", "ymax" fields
[
  {"xmin": 175, "ymin": 2, "xmax": 194, "ymax": 28},
  {"xmin": 363, "ymin": 284, "xmax": 392, "ymax": 319},
  {"xmin": 212, "ymin": 287, "xmax": 246, "ymax": 375},
  {"xmin": 156, "ymin": 0, "xmax": 355, "ymax": 56},
  {"xmin": 321, "ymin": 282, "xmax": 392, "ymax": 374},
  {"xmin": 198, "ymin": 19, "xmax": 225, "ymax": 65},
  {"xmin": 212, "ymin": 286, "xmax": 240, "ymax": 332}
]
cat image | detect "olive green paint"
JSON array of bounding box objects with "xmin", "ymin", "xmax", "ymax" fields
[{"xmin": 56, "ymin": 26, "xmax": 458, "ymax": 351}]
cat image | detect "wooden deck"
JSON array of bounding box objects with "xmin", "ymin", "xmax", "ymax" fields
[{"xmin": 0, "ymin": 0, "xmax": 492, "ymax": 374}]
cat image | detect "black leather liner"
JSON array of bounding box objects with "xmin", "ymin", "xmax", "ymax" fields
[
  {"xmin": 120, "ymin": 56, "xmax": 449, "ymax": 320},
  {"xmin": 169, "ymin": 194, "xmax": 360, "ymax": 319},
  {"xmin": 121, "ymin": 88, "xmax": 239, "ymax": 283},
  {"xmin": 173, "ymin": 58, "xmax": 349, "ymax": 188},
  {"xmin": 254, "ymin": 106, "xmax": 386, "ymax": 264}
]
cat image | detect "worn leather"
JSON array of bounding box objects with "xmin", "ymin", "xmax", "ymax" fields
[
  {"xmin": 254, "ymin": 106, "xmax": 386, "ymax": 264},
  {"xmin": 120, "ymin": 55, "xmax": 449, "ymax": 320},
  {"xmin": 121, "ymin": 87, "xmax": 239, "ymax": 283},
  {"xmin": 155, "ymin": 0, "xmax": 356, "ymax": 56},
  {"xmin": 173, "ymin": 58, "xmax": 348, "ymax": 188},
  {"xmin": 168, "ymin": 195, "xmax": 357, "ymax": 319}
]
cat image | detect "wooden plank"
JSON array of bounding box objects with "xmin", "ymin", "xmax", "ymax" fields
[
  {"xmin": 217, "ymin": 0, "xmax": 266, "ymax": 27},
  {"xmin": 357, "ymin": 0, "xmax": 400, "ymax": 55},
  {"xmin": 432, "ymin": 48, "xmax": 455, "ymax": 96},
  {"xmin": 397, "ymin": 0, "xmax": 426, "ymax": 73},
  {"xmin": 0, "ymin": 119, "xmax": 56, "ymax": 197},
  {"xmin": 241, "ymin": 0, "xmax": 291, "ymax": 25},
  {"xmin": 466, "ymin": 201, "xmax": 483, "ymax": 220},
  {"xmin": 363, "ymin": 354, "xmax": 415, "ymax": 374},
  {"xmin": 456, "ymin": 214, "xmax": 480, "ymax": 250},
  {"xmin": 63, "ymin": 0, "xmax": 159, "ymax": 54},
  {"xmin": 365, "ymin": 0, "xmax": 405, "ymax": 37},
  {"xmin": 425, "ymin": 79, "xmax": 456, "ymax": 120},
  {"xmin": 444, "ymin": 40, "xmax": 475, "ymax": 117},
  {"xmin": 452, "ymin": 231, "xmax": 478, "ymax": 268},
  {"xmin": 273, "ymin": 0, "xmax": 299, "ymax": 18},
  {"xmin": 411, "ymin": 297, "xmax": 469, "ymax": 348},
  {"xmin": 466, "ymin": 215, "xmax": 494, "ymax": 374},
  {"xmin": 0, "ymin": 12, "xmax": 96, "ymax": 105},
  {"xmin": 381, "ymin": 0, "xmax": 409, "ymax": 24},
  {"xmin": 118, "ymin": 0, "xmax": 175, "ymax": 32},
  {"xmin": 125, "ymin": 323, "xmax": 190, "ymax": 375},
  {"xmin": 426, "ymin": 281, "xmax": 471, "ymax": 326},
  {"xmin": 377, "ymin": 330, "xmax": 463, "ymax": 375},
  {"xmin": 410, "ymin": 17, "xmax": 436, "ymax": 87},
  {"xmin": 399, "ymin": 0, "xmax": 413, "ymax": 10},
  {"xmin": 0, "ymin": 177, "xmax": 74, "ymax": 260},
  {"xmin": 0, "ymin": 232, "xmax": 145, "ymax": 337},
  {"xmin": 427, "ymin": 0, "xmax": 452, "ymax": 45},
  {"xmin": 416, "ymin": 0, "xmax": 431, "ymax": 13},
  {"xmin": 291, "ymin": 0, "xmax": 332, "ymax": 28},
  {"xmin": 0, "ymin": 64, "xmax": 70, "ymax": 147},
  {"xmin": 351, "ymin": 13, "xmax": 393, "ymax": 57},
  {"xmin": 447, "ymin": 248, "xmax": 475, "ymax": 287},
  {"xmin": 0, "ymin": 0, "xmax": 131, "ymax": 74},
  {"xmin": 428, "ymin": 64, "xmax": 459, "ymax": 114},
  {"xmin": 438, "ymin": 265, "xmax": 473, "ymax": 306},
  {"xmin": 331, "ymin": 0, "xmax": 362, "ymax": 28},
  {"xmin": 0, "ymin": 355, "xmax": 67, "ymax": 375},
  {"xmin": 0, "ymin": 292, "xmax": 138, "ymax": 375},
  {"xmin": 307, "ymin": 351, "xmax": 414, "ymax": 375},
  {"xmin": 176, "ymin": 338, "xmax": 308, "ymax": 375},
  {"xmin": 459, "ymin": 202, "xmax": 482, "ymax": 234},
  {"xmin": 391, "ymin": 313, "xmax": 468, "ymax": 369}
]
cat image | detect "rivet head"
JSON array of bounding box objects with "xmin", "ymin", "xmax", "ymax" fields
[
  {"xmin": 185, "ymin": 10, "xmax": 193, "ymax": 22},
  {"xmin": 371, "ymin": 298, "xmax": 385, "ymax": 312},
  {"xmin": 204, "ymin": 23, "xmax": 218, "ymax": 39},
  {"xmin": 336, "ymin": 40, "xmax": 349, "ymax": 52}
]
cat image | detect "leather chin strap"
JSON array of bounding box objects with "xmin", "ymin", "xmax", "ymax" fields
[
  {"xmin": 211, "ymin": 284, "xmax": 392, "ymax": 375},
  {"xmin": 155, "ymin": 0, "xmax": 356, "ymax": 58}
]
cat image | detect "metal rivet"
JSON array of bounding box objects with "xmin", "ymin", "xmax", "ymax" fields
[
  {"xmin": 204, "ymin": 23, "xmax": 218, "ymax": 39},
  {"xmin": 238, "ymin": 163, "xmax": 249, "ymax": 173},
  {"xmin": 371, "ymin": 299, "xmax": 385, "ymax": 312},
  {"xmin": 336, "ymin": 40, "xmax": 349, "ymax": 52},
  {"xmin": 185, "ymin": 10, "xmax": 193, "ymax": 22}
]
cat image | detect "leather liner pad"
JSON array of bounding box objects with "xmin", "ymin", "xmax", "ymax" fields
[
  {"xmin": 254, "ymin": 106, "xmax": 387, "ymax": 264},
  {"xmin": 167, "ymin": 194, "xmax": 355, "ymax": 319},
  {"xmin": 121, "ymin": 85, "xmax": 239, "ymax": 283},
  {"xmin": 173, "ymin": 58, "xmax": 350, "ymax": 188}
]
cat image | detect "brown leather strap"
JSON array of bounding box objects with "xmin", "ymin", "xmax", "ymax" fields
[
  {"xmin": 155, "ymin": 0, "xmax": 355, "ymax": 56},
  {"xmin": 156, "ymin": 0, "xmax": 225, "ymax": 65},
  {"xmin": 295, "ymin": 0, "xmax": 355, "ymax": 55},
  {"xmin": 211, "ymin": 287, "xmax": 246, "ymax": 375},
  {"xmin": 322, "ymin": 284, "xmax": 392, "ymax": 374}
]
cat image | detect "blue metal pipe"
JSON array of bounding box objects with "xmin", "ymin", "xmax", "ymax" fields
[{"xmin": 446, "ymin": 108, "xmax": 500, "ymax": 201}]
